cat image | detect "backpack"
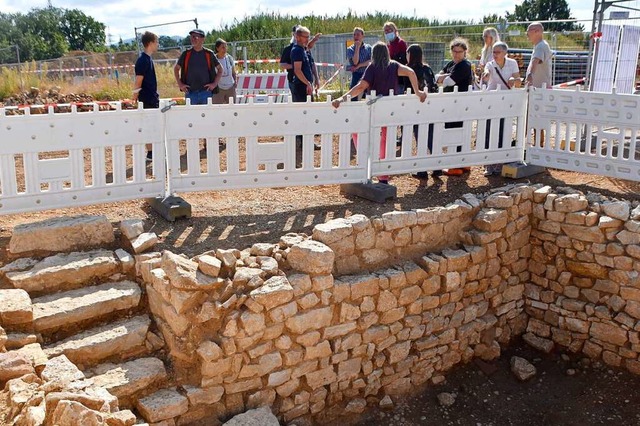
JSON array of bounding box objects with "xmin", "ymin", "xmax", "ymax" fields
[
  {"xmin": 419, "ymin": 64, "xmax": 438, "ymax": 93},
  {"xmin": 181, "ymin": 48, "xmax": 218, "ymax": 92}
]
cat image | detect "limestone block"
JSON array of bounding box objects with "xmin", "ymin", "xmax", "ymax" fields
[
  {"xmin": 602, "ymin": 201, "xmax": 630, "ymax": 221},
  {"xmin": 15, "ymin": 343, "xmax": 48, "ymax": 372},
  {"xmin": 51, "ymin": 400, "xmax": 106, "ymax": 426},
  {"xmin": 343, "ymin": 274, "xmax": 379, "ymax": 300},
  {"xmin": 223, "ymin": 407, "xmax": 279, "ymax": 426},
  {"xmin": 9, "ymin": 215, "xmax": 114, "ymax": 255},
  {"xmin": 442, "ymin": 249, "xmax": 471, "ymax": 272},
  {"xmin": 44, "ymin": 315, "xmax": 150, "ymax": 365},
  {"xmin": 136, "ymin": 388, "xmax": 188, "ymax": 423},
  {"xmin": 250, "ymin": 243, "xmax": 275, "ymax": 257},
  {"xmin": 162, "ymin": 251, "xmax": 200, "ymax": 289},
  {"xmin": 224, "ymin": 378, "xmax": 262, "ymax": 394},
  {"xmin": 313, "ymin": 219, "xmax": 353, "ymax": 245},
  {"xmin": 198, "ymin": 255, "xmax": 222, "ymax": 277},
  {"xmin": 41, "ymin": 354, "xmax": 85, "ymax": 382},
  {"xmin": 258, "ymin": 256, "xmax": 279, "ymax": 275},
  {"xmin": 32, "ymin": 281, "xmax": 141, "ymax": 332},
  {"xmin": 285, "ymin": 307, "xmax": 333, "ymax": 334},
  {"xmin": 510, "ymin": 356, "xmax": 536, "ymax": 381},
  {"xmin": 473, "ymin": 208, "xmax": 508, "ymax": 233},
  {"xmin": 5, "ymin": 250, "xmax": 119, "ymax": 293},
  {"xmin": 590, "ymin": 322, "xmax": 628, "ymax": 346},
  {"xmin": 115, "ymin": 249, "xmax": 135, "ymax": 273},
  {"xmin": 240, "ymin": 311, "xmax": 266, "ymax": 336},
  {"xmin": 485, "ymin": 193, "xmax": 514, "ymax": 208},
  {"xmin": 287, "ymin": 240, "xmax": 335, "ymax": 275},
  {"xmin": 381, "ymin": 211, "xmax": 417, "ymax": 231},
  {"xmin": 249, "ymin": 276, "xmax": 293, "ymax": 310},
  {"xmin": 565, "ymin": 261, "xmax": 608, "ymax": 279},
  {"xmin": 0, "ymin": 289, "xmax": 33, "ymax": 326},
  {"xmin": 554, "ymin": 194, "xmax": 588, "ymax": 213},
  {"xmin": 305, "ymin": 366, "xmax": 337, "ymax": 390},
  {"xmin": 361, "ymin": 248, "xmax": 389, "ymax": 266},
  {"xmin": 0, "ymin": 352, "xmax": 35, "ymax": 381},
  {"xmin": 88, "ymin": 357, "xmax": 167, "ymax": 400},
  {"xmin": 120, "ymin": 219, "xmax": 145, "ymax": 240},
  {"xmin": 522, "ymin": 333, "xmax": 554, "ymax": 353},
  {"xmin": 130, "ymin": 232, "xmax": 158, "ymax": 254},
  {"xmin": 234, "ymin": 268, "xmax": 265, "ymax": 286},
  {"xmin": 616, "ymin": 230, "xmax": 640, "ymax": 245}
]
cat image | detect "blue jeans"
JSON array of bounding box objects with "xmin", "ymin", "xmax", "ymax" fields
[{"xmin": 186, "ymin": 90, "xmax": 212, "ymax": 105}]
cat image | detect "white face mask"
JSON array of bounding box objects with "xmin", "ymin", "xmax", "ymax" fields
[{"xmin": 385, "ymin": 32, "xmax": 395, "ymax": 42}]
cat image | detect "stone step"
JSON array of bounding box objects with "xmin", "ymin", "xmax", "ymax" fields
[
  {"xmin": 86, "ymin": 357, "xmax": 168, "ymax": 406},
  {"xmin": 44, "ymin": 315, "xmax": 150, "ymax": 367},
  {"xmin": 32, "ymin": 281, "xmax": 142, "ymax": 333},
  {"xmin": 3, "ymin": 249, "xmax": 120, "ymax": 295}
]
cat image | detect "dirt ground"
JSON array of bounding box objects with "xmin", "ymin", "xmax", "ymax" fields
[
  {"xmin": 1, "ymin": 166, "xmax": 639, "ymax": 260},
  {"xmin": 343, "ymin": 337, "xmax": 640, "ymax": 426},
  {"xmin": 2, "ymin": 167, "xmax": 640, "ymax": 425}
]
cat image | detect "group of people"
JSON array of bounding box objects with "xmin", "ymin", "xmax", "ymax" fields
[
  {"xmin": 334, "ymin": 21, "xmax": 552, "ymax": 181},
  {"xmin": 132, "ymin": 22, "xmax": 553, "ymax": 174}
]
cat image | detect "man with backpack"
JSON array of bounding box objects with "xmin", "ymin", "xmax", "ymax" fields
[{"xmin": 174, "ymin": 29, "xmax": 223, "ymax": 105}]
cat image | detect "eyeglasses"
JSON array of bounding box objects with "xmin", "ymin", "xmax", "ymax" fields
[
  {"xmin": 451, "ymin": 49, "xmax": 465, "ymax": 54},
  {"xmin": 492, "ymin": 50, "xmax": 505, "ymax": 54},
  {"xmin": 299, "ymin": 34, "xmax": 310, "ymax": 39}
]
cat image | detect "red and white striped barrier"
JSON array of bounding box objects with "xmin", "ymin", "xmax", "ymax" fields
[
  {"xmin": 236, "ymin": 59, "xmax": 341, "ymax": 68},
  {"xmin": 236, "ymin": 72, "xmax": 289, "ymax": 94},
  {"xmin": 553, "ymin": 77, "xmax": 586, "ymax": 88}
]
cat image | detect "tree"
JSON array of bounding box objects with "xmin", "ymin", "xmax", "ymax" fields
[
  {"xmin": 158, "ymin": 35, "xmax": 179, "ymax": 49},
  {"xmin": 506, "ymin": 0, "xmax": 583, "ymax": 31},
  {"xmin": 60, "ymin": 9, "xmax": 106, "ymax": 51}
]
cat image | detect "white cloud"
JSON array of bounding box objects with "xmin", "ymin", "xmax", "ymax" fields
[{"xmin": 0, "ymin": 0, "xmax": 617, "ymax": 41}]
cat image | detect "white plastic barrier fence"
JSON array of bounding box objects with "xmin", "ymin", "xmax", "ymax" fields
[
  {"xmin": 4, "ymin": 86, "xmax": 640, "ymax": 217},
  {"xmin": 367, "ymin": 88, "xmax": 527, "ymax": 176},
  {"xmin": 526, "ymin": 86, "xmax": 640, "ymax": 180},
  {"xmin": 164, "ymin": 97, "xmax": 371, "ymax": 192},
  {"xmin": 0, "ymin": 104, "xmax": 165, "ymax": 214}
]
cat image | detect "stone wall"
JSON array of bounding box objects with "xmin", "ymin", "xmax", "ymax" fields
[
  {"xmin": 135, "ymin": 185, "xmax": 535, "ymax": 424},
  {"xmin": 523, "ymin": 186, "xmax": 640, "ymax": 373}
]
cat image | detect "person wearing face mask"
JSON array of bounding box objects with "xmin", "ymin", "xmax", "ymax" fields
[{"xmin": 383, "ymin": 22, "xmax": 407, "ymax": 94}]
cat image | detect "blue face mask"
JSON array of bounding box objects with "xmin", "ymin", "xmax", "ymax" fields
[{"xmin": 385, "ymin": 32, "xmax": 395, "ymax": 42}]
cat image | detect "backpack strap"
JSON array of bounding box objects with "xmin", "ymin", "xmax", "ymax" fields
[{"xmin": 182, "ymin": 50, "xmax": 192, "ymax": 83}]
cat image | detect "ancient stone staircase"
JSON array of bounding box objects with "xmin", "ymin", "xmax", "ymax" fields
[{"xmin": 0, "ymin": 216, "xmax": 175, "ymax": 425}]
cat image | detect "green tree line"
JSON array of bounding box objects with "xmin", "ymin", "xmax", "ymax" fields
[
  {"xmin": 0, "ymin": 0, "xmax": 582, "ymax": 64},
  {"xmin": 0, "ymin": 6, "xmax": 105, "ymax": 62}
]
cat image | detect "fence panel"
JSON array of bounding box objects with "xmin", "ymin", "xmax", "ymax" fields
[
  {"xmin": 165, "ymin": 98, "xmax": 371, "ymax": 193},
  {"xmin": 526, "ymin": 87, "xmax": 640, "ymax": 180},
  {"xmin": 0, "ymin": 105, "xmax": 165, "ymax": 214},
  {"xmin": 369, "ymin": 89, "xmax": 527, "ymax": 177}
]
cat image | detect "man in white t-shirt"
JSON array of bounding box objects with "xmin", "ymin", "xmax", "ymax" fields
[{"xmin": 525, "ymin": 22, "xmax": 553, "ymax": 88}]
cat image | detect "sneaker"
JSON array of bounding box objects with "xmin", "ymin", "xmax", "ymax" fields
[
  {"xmin": 432, "ymin": 170, "xmax": 443, "ymax": 177},
  {"xmin": 378, "ymin": 179, "xmax": 389, "ymax": 185},
  {"xmin": 443, "ymin": 168, "xmax": 464, "ymax": 176},
  {"xmin": 145, "ymin": 151, "xmax": 153, "ymax": 162},
  {"xmin": 462, "ymin": 167, "xmax": 471, "ymax": 172},
  {"xmin": 314, "ymin": 144, "xmax": 322, "ymax": 151},
  {"xmin": 412, "ymin": 172, "xmax": 428, "ymax": 179},
  {"xmin": 483, "ymin": 169, "xmax": 494, "ymax": 176}
]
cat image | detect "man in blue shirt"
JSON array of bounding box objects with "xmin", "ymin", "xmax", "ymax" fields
[
  {"xmin": 133, "ymin": 31, "xmax": 159, "ymax": 161},
  {"xmin": 291, "ymin": 26, "xmax": 315, "ymax": 102},
  {"xmin": 346, "ymin": 27, "xmax": 372, "ymax": 95}
]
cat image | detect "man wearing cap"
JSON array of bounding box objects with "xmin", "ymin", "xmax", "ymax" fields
[{"xmin": 174, "ymin": 29, "xmax": 223, "ymax": 105}]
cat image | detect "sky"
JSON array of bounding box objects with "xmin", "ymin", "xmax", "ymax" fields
[{"xmin": 0, "ymin": 0, "xmax": 632, "ymax": 42}]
